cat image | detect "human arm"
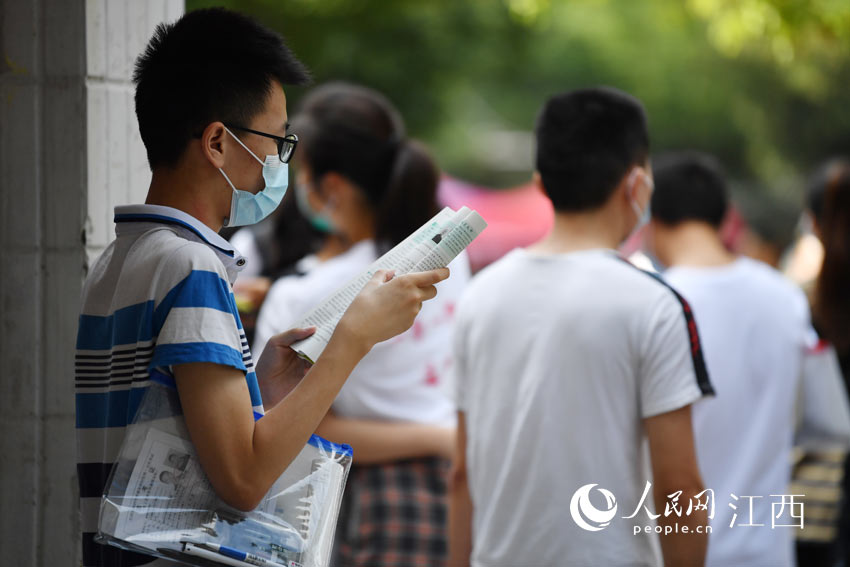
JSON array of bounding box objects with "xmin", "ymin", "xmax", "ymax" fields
[
  {"xmin": 637, "ymin": 288, "xmax": 714, "ymax": 566},
  {"xmin": 314, "ymin": 411, "xmax": 455, "ymax": 465},
  {"xmin": 448, "ymin": 411, "xmax": 473, "ymax": 567},
  {"xmin": 644, "ymin": 405, "xmax": 708, "ymax": 567},
  {"xmin": 174, "ymin": 268, "xmax": 449, "ymax": 511}
]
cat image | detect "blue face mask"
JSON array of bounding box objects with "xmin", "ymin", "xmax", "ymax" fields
[
  {"xmin": 628, "ymin": 168, "xmax": 654, "ymax": 233},
  {"xmin": 630, "ymin": 197, "xmax": 652, "ymax": 231},
  {"xmin": 295, "ymin": 183, "xmax": 335, "ymax": 233},
  {"xmin": 219, "ymin": 127, "xmax": 289, "ymax": 227}
]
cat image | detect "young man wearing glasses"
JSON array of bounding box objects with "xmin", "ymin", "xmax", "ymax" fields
[{"xmin": 74, "ymin": 9, "xmax": 449, "ymax": 566}]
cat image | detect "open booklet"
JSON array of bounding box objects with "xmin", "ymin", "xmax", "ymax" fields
[{"xmin": 290, "ymin": 206, "xmax": 487, "ymax": 364}]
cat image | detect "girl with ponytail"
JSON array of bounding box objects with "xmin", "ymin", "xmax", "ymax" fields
[{"xmin": 253, "ymin": 83, "xmax": 471, "ymax": 566}]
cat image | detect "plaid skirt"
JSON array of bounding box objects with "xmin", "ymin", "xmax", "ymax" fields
[{"xmin": 334, "ymin": 456, "xmax": 451, "ymax": 567}]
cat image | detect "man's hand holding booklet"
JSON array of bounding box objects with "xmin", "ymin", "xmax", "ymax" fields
[{"xmin": 290, "ymin": 206, "xmax": 487, "ymax": 364}]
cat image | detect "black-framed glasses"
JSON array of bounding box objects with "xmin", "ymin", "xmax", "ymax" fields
[{"xmin": 226, "ymin": 124, "xmax": 298, "ymax": 163}]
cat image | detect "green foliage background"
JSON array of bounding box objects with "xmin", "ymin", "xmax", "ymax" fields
[{"xmin": 187, "ymin": 0, "xmax": 850, "ymax": 199}]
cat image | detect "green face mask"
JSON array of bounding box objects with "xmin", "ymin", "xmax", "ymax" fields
[{"xmin": 295, "ymin": 183, "xmax": 335, "ymax": 233}]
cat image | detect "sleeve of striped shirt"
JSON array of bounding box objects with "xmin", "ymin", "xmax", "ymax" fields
[
  {"xmin": 150, "ymin": 243, "xmax": 248, "ymax": 372},
  {"xmin": 639, "ymin": 290, "xmax": 711, "ymax": 418}
]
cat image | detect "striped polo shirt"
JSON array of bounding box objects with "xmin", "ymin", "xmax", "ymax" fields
[{"xmin": 75, "ymin": 204, "xmax": 262, "ymax": 567}]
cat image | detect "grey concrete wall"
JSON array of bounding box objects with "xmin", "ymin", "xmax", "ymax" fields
[{"xmin": 0, "ymin": 0, "xmax": 183, "ymax": 564}]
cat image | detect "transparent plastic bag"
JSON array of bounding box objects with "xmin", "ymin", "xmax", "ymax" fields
[{"xmin": 96, "ymin": 372, "xmax": 352, "ymax": 567}]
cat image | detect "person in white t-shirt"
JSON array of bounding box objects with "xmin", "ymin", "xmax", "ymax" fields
[
  {"xmin": 253, "ymin": 83, "xmax": 471, "ymax": 566},
  {"xmin": 449, "ymin": 88, "xmax": 714, "ymax": 567},
  {"xmin": 646, "ymin": 151, "xmax": 850, "ymax": 566}
]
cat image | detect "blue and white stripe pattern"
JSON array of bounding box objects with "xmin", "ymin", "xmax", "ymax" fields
[{"xmin": 75, "ymin": 204, "xmax": 260, "ymax": 567}]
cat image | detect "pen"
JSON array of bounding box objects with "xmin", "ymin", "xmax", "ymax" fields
[{"xmin": 181, "ymin": 541, "xmax": 290, "ymax": 567}]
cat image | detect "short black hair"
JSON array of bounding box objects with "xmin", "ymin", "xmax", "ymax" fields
[
  {"xmin": 651, "ymin": 151, "xmax": 728, "ymax": 228},
  {"xmin": 734, "ymin": 183, "xmax": 799, "ymax": 252},
  {"xmin": 535, "ymin": 87, "xmax": 649, "ymax": 212},
  {"xmin": 133, "ymin": 8, "xmax": 310, "ymax": 169}
]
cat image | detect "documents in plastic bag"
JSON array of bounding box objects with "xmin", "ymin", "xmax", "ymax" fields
[
  {"xmin": 290, "ymin": 205, "xmax": 487, "ymax": 363},
  {"xmin": 97, "ymin": 372, "xmax": 352, "ymax": 567}
]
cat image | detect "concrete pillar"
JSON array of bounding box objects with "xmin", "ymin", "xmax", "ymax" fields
[{"xmin": 0, "ymin": 0, "xmax": 183, "ymax": 563}]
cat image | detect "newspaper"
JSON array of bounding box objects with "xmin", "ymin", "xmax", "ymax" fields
[
  {"xmin": 290, "ymin": 206, "xmax": 487, "ymax": 363},
  {"xmin": 113, "ymin": 428, "xmax": 215, "ymax": 541},
  {"xmin": 97, "ymin": 378, "xmax": 352, "ymax": 567}
]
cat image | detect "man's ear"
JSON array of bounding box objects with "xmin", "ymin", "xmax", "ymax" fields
[
  {"xmin": 620, "ymin": 166, "xmax": 642, "ymax": 203},
  {"xmin": 201, "ymin": 122, "xmax": 227, "ymax": 169}
]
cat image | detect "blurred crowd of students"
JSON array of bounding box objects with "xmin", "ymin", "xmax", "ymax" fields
[{"xmin": 229, "ymin": 81, "xmax": 850, "ymax": 567}]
